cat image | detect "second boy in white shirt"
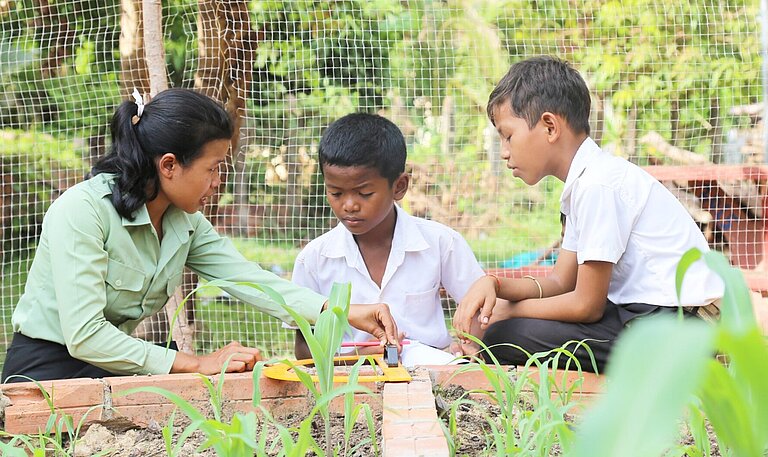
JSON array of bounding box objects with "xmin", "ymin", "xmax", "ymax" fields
[{"xmin": 290, "ymin": 113, "xmax": 485, "ymax": 365}]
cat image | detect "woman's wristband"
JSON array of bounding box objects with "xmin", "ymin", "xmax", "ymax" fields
[
  {"xmin": 485, "ymin": 273, "xmax": 501, "ymax": 294},
  {"xmin": 523, "ymin": 275, "xmax": 543, "ymax": 299}
]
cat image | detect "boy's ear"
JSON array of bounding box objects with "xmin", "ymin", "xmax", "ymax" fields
[
  {"xmin": 392, "ymin": 172, "xmax": 409, "ymax": 200},
  {"xmin": 157, "ymin": 153, "xmax": 179, "ymax": 178},
  {"xmin": 540, "ymin": 112, "xmax": 562, "ymax": 143}
]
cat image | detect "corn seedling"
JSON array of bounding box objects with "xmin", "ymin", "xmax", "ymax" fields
[
  {"xmin": 282, "ymin": 282, "xmax": 379, "ymax": 456},
  {"xmin": 571, "ymin": 248, "xmax": 768, "ymax": 457},
  {"xmin": 437, "ymin": 336, "xmax": 585, "ymax": 456}
]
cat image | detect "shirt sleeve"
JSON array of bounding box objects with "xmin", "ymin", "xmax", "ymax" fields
[
  {"xmin": 570, "ymin": 183, "xmax": 633, "ymax": 264},
  {"xmin": 184, "ymin": 217, "xmax": 327, "ymax": 326},
  {"xmin": 439, "ymin": 229, "xmax": 485, "ymax": 303},
  {"xmin": 46, "ymin": 191, "xmax": 177, "ymax": 375},
  {"xmin": 280, "ymin": 246, "xmax": 321, "ymax": 330}
]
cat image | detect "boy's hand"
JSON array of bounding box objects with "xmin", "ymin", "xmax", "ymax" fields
[
  {"xmin": 453, "ymin": 276, "xmax": 498, "ymax": 341},
  {"xmin": 348, "ymin": 303, "xmax": 400, "ymax": 350}
]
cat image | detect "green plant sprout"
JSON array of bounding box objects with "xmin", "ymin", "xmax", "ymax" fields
[
  {"xmin": 281, "ymin": 281, "xmax": 379, "ymax": 456},
  {"xmin": 571, "ymin": 248, "xmax": 768, "ymax": 457},
  {"xmin": 437, "ymin": 336, "xmax": 590, "ymax": 456},
  {"xmin": 118, "ymin": 280, "xmax": 378, "ymax": 456}
]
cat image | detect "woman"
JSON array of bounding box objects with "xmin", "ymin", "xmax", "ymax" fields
[{"xmin": 2, "ymin": 89, "xmax": 398, "ymax": 382}]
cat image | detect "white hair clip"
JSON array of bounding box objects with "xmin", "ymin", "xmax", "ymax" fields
[{"xmin": 131, "ymin": 88, "xmax": 145, "ymax": 125}]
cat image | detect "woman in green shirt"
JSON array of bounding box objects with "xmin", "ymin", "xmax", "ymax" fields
[{"xmin": 2, "ymin": 89, "xmax": 399, "ymax": 383}]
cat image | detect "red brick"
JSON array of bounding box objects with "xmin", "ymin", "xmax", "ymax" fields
[
  {"xmin": 413, "ymin": 436, "xmax": 450, "ymax": 456},
  {"xmin": 401, "ymin": 407, "xmax": 439, "ymax": 421},
  {"xmin": 383, "ymin": 382, "xmax": 408, "ymax": 395},
  {"xmin": 4, "ymin": 406, "xmax": 104, "ymax": 435},
  {"xmin": 1, "ymin": 377, "xmax": 105, "ymax": 409},
  {"xmin": 383, "ymin": 438, "xmax": 416, "ymax": 455},
  {"xmin": 427, "ymin": 365, "xmax": 503, "ymax": 391},
  {"xmin": 215, "ymin": 372, "xmax": 310, "ymax": 401},
  {"xmin": 108, "ymin": 403, "xmax": 179, "ymax": 428},
  {"xmin": 428, "ymin": 364, "xmax": 605, "ymax": 396},
  {"xmin": 107, "ymin": 374, "xmax": 210, "ymax": 407},
  {"xmin": 409, "ymin": 420, "xmax": 443, "ymax": 437}
]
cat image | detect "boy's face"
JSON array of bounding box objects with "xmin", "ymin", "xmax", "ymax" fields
[
  {"xmin": 322, "ymin": 164, "xmax": 408, "ymax": 236},
  {"xmin": 492, "ymin": 102, "xmax": 553, "ymax": 185}
]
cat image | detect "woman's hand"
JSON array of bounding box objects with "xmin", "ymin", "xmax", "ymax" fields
[
  {"xmin": 171, "ymin": 341, "xmax": 262, "ymax": 375},
  {"xmin": 453, "ymin": 276, "xmax": 498, "ymax": 342},
  {"xmin": 347, "ymin": 303, "xmax": 400, "ymax": 349}
]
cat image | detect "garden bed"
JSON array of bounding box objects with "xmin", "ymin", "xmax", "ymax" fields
[{"xmin": 0, "ymin": 365, "xmax": 603, "ymax": 456}]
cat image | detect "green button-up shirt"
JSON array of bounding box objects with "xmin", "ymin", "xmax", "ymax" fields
[{"xmin": 12, "ymin": 173, "xmax": 326, "ymax": 375}]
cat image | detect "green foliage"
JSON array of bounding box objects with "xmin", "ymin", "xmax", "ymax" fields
[
  {"xmin": 0, "ymin": 0, "xmax": 121, "ymax": 134},
  {"xmin": 571, "ymin": 248, "xmax": 768, "ymax": 457},
  {"xmin": 281, "ymin": 282, "xmax": 379, "ymax": 455},
  {"xmin": 438, "ymin": 335, "xmax": 590, "ymax": 456},
  {"xmin": 133, "ymin": 281, "xmax": 377, "ymax": 456},
  {"xmin": 0, "ymin": 129, "xmax": 88, "ymax": 252}
]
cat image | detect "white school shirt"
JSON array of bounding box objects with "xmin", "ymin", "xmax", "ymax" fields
[
  {"xmin": 560, "ymin": 138, "xmax": 724, "ymax": 307},
  {"xmin": 290, "ymin": 204, "xmax": 484, "ymax": 349}
]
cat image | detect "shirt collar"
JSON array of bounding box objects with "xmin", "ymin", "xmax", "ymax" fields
[
  {"xmin": 92, "ymin": 173, "xmax": 193, "ymax": 241},
  {"xmin": 320, "ymin": 204, "xmax": 429, "ymax": 262},
  {"xmin": 560, "ymin": 137, "xmax": 600, "ymax": 213}
]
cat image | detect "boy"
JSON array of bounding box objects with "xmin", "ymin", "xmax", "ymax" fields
[
  {"xmin": 453, "ymin": 56, "xmax": 723, "ymax": 372},
  {"xmin": 291, "ymin": 113, "xmax": 484, "ymax": 365}
]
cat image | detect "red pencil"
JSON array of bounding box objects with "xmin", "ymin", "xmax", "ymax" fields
[{"xmin": 340, "ymin": 340, "xmax": 412, "ymax": 348}]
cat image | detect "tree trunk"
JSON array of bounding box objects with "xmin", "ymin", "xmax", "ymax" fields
[
  {"xmin": 37, "ymin": 0, "xmax": 76, "ymax": 78},
  {"xmin": 142, "ymin": 0, "xmax": 167, "ymax": 96},
  {"xmin": 196, "ymin": 0, "xmax": 255, "ymax": 234},
  {"xmin": 121, "ymin": 0, "xmax": 195, "ymax": 352},
  {"xmin": 119, "ymin": 0, "xmax": 150, "ymax": 98}
]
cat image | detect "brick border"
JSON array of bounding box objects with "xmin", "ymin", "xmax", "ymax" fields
[{"xmin": 1, "ymin": 365, "xmax": 604, "ymax": 456}]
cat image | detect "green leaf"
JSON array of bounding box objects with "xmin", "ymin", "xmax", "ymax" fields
[
  {"xmin": 571, "ymin": 316, "xmax": 715, "ymax": 457},
  {"xmin": 675, "ymin": 248, "xmax": 702, "ymax": 304},
  {"xmin": 701, "ymin": 251, "xmax": 756, "ymax": 335},
  {"xmin": 698, "ymin": 359, "xmax": 762, "ymax": 457}
]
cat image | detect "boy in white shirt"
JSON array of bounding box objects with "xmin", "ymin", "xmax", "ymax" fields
[
  {"xmin": 453, "ymin": 56, "xmax": 724, "ymax": 372},
  {"xmin": 291, "ymin": 113, "xmax": 484, "ymax": 365}
]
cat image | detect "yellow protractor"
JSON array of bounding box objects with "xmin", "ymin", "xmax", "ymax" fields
[{"xmin": 262, "ymin": 354, "xmax": 411, "ymax": 383}]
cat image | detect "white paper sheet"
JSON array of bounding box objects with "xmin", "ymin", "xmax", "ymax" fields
[{"xmin": 399, "ymin": 341, "xmax": 465, "ymax": 367}]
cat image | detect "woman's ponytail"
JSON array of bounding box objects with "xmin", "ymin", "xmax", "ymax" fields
[{"xmin": 91, "ymin": 89, "xmax": 233, "ymax": 220}]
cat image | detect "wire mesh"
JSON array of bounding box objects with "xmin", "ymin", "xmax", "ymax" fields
[{"xmin": 0, "ymin": 0, "xmax": 765, "ymax": 369}]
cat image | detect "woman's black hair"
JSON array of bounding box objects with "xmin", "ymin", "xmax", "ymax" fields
[{"xmin": 91, "ymin": 88, "xmax": 233, "ymax": 220}]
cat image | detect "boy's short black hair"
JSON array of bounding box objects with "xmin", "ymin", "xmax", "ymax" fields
[
  {"xmin": 319, "ymin": 113, "xmax": 406, "ymax": 184},
  {"xmin": 487, "ymin": 56, "xmax": 591, "ymax": 135}
]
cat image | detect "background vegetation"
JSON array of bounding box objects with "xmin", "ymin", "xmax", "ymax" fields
[{"xmin": 0, "ymin": 0, "xmax": 763, "ymax": 360}]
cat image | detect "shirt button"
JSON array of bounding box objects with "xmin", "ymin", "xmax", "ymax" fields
[{"xmin": 115, "ymin": 279, "xmax": 123, "ymax": 286}]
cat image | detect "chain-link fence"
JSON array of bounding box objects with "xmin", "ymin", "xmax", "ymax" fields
[{"xmin": 1, "ymin": 0, "xmax": 765, "ymax": 367}]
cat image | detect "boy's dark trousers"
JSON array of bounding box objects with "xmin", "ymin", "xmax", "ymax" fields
[
  {"xmin": 2, "ymin": 332, "xmax": 178, "ymax": 383},
  {"xmin": 481, "ymin": 301, "xmax": 696, "ymax": 373}
]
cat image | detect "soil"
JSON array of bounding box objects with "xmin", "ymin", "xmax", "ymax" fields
[
  {"xmin": 433, "ymin": 383, "xmax": 559, "ymax": 456},
  {"xmin": 69, "ymin": 400, "xmax": 380, "ymax": 457},
  {"xmin": 434, "ymin": 384, "xmax": 722, "ymax": 457}
]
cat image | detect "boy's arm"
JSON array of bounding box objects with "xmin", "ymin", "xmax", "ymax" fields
[
  {"xmin": 483, "ymin": 253, "xmax": 612, "ymax": 328},
  {"xmin": 294, "ymin": 330, "xmax": 312, "ymax": 360},
  {"xmin": 454, "ymin": 249, "xmax": 611, "ymax": 337}
]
